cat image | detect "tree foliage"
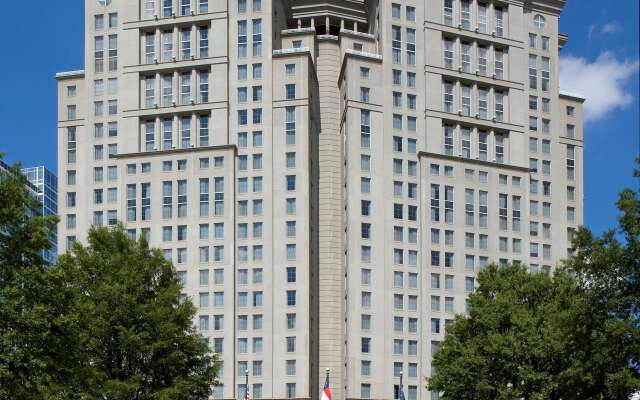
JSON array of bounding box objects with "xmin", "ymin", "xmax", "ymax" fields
[
  {"xmin": 54, "ymin": 227, "xmax": 219, "ymax": 399},
  {"xmin": 0, "ymin": 157, "xmax": 218, "ymax": 399},
  {"xmin": 429, "ymin": 162, "xmax": 640, "ymax": 399},
  {"xmin": 0, "ymin": 158, "xmax": 68, "ymax": 400}
]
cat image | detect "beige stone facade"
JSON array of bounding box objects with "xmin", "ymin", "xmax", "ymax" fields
[{"xmin": 57, "ymin": 0, "xmax": 583, "ymax": 398}]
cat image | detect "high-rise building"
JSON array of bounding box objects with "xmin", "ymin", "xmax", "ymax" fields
[
  {"xmin": 56, "ymin": 0, "xmax": 584, "ymax": 398},
  {"xmin": 1, "ymin": 161, "xmax": 58, "ymax": 263},
  {"xmin": 22, "ymin": 166, "xmax": 59, "ymax": 263}
]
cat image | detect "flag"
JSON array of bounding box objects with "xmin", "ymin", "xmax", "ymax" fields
[
  {"xmin": 397, "ymin": 382, "xmax": 405, "ymax": 400},
  {"xmin": 321, "ymin": 371, "xmax": 332, "ymax": 400},
  {"xmin": 244, "ymin": 385, "xmax": 250, "ymax": 400}
]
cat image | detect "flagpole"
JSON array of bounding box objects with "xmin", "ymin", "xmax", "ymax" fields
[
  {"xmin": 400, "ymin": 370, "xmax": 403, "ymax": 387},
  {"xmin": 326, "ymin": 367, "xmax": 330, "ymax": 384},
  {"xmin": 245, "ymin": 369, "xmax": 249, "ymax": 399}
]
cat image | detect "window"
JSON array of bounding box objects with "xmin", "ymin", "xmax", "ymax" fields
[
  {"xmin": 499, "ymin": 193, "xmax": 508, "ymax": 230},
  {"xmin": 461, "ymin": 85, "xmax": 471, "ymax": 116},
  {"xmin": 465, "ymin": 277, "xmax": 475, "ymax": 292},
  {"xmin": 199, "ymin": 0, "xmax": 209, "ymax": 13},
  {"xmin": 461, "ymin": 127, "xmax": 471, "ymax": 158},
  {"xmin": 566, "ymin": 145, "xmax": 575, "ymax": 180},
  {"xmin": 406, "ymin": 28, "xmax": 416, "ymax": 64},
  {"xmin": 495, "ymin": 6, "xmax": 504, "ymax": 36},
  {"xmin": 180, "ymin": 0, "xmax": 191, "ymax": 15},
  {"xmin": 460, "ymin": 0, "xmax": 471, "ymax": 29},
  {"xmin": 108, "ymin": 34, "xmax": 117, "ymax": 71},
  {"xmin": 180, "ymin": 72, "xmax": 191, "ymax": 105},
  {"xmin": 541, "ymin": 57, "xmax": 550, "ymax": 91},
  {"xmin": 109, "ymin": 13, "xmax": 118, "ymax": 28},
  {"xmin": 443, "ymin": 124, "xmax": 454, "ymax": 155},
  {"xmin": 94, "ymin": 36, "xmax": 104, "ymax": 72},
  {"xmin": 443, "ymin": 38, "xmax": 454, "ymax": 69},
  {"xmin": 392, "ymin": 3, "xmax": 401, "ymax": 18},
  {"xmin": 461, "ymin": 42, "xmax": 471, "ymax": 73},
  {"xmin": 143, "ymin": 76, "xmax": 156, "ymax": 108},
  {"xmin": 465, "ymin": 189, "xmax": 474, "ymax": 225},
  {"xmin": 443, "ymin": 81, "xmax": 453, "ymax": 112},
  {"xmin": 444, "ymin": 186, "xmax": 454, "ymax": 223},
  {"xmin": 490, "ymin": 49, "xmax": 503, "ymax": 82},
  {"xmin": 529, "ymin": 54, "xmax": 538, "ymax": 89},
  {"xmin": 95, "ymin": 14, "xmax": 104, "ymax": 30},
  {"xmin": 177, "ymin": 180, "xmax": 187, "ymax": 218},
  {"xmin": 252, "ymin": 19, "xmax": 262, "ymax": 56},
  {"xmin": 478, "ymin": 46, "xmax": 488, "ymax": 76},
  {"xmin": 197, "ymin": 26, "xmax": 209, "ymax": 57},
  {"xmin": 529, "ymin": 33, "xmax": 537, "ymax": 48},
  {"xmin": 534, "ymin": 14, "xmax": 546, "ymax": 29},
  {"xmin": 443, "ymin": 0, "xmax": 453, "ymax": 26},
  {"xmin": 286, "ymin": 106, "xmax": 296, "ymax": 145},
  {"xmin": 180, "ymin": 116, "xmax": 191, "ymax": 148},
  {"xmin": 277, "ymin": 83, "xmax": 294, "ymax": 101},
  {"xmin": 406, "ymin": 5, "xmax": 416, "ymax": 21},
  {"xmin": 238, "ymin": 21, "xmax": 247, "ymax": 58},
  {"xmin": 478, "ymin": 3, "xmax": 488, "ymax": 32},
  {"xmin": 495, "ymin": 134, "xmax": 505, "ymax": 163},
  {"xmin": 392, "ymin": 26, "xmax": 402, "ymax": 64}
]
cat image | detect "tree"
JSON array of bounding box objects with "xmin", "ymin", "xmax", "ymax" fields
[
  {"xmin": 428, "ymin": 264, "xmax": 581, "ymax": 400},
  {"xmin": 0, "ymin": 157, "xmax": 71, "ymax": 400},
  {"xmin": 54, "ymin": 226, "xmax": 219, "ymax": 399},
  {"xmin": 429, "ymin": 162, "xmax": 640, "ymax": 400},
  {"xmin": 560, "ymin": 159, "xmax": 640, "ymax": 398}
]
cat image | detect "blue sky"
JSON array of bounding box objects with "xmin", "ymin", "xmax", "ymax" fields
[{"xmin": 0, "ymin": 1, "xmax": 638, "ymax": 236}]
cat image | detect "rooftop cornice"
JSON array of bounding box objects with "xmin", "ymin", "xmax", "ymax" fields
[
  {"xmin": 559, "ymin": 91, "xmax": 586, "ymax": 103},
  {"xmin": 55, "ymin": 70, "xmax": 85, "ymax": 80},
  {"xmin": 285, "ymin": 0, "xmax": 370, "ymax": 24},
  {"xmin": 524, "ymin": 0, "xmax": 566, "ymax": 15}
]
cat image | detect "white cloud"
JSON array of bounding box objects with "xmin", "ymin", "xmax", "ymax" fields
[
  {"xmin": 601, "ymin": 22, "xmax": 621, "ymax": 34},
  {"xmin": 560, "ymin": 52, "xmax": 639, "ymax": 122}
]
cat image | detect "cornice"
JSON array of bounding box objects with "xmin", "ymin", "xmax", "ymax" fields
[
  {"xmin": 524, "ymin": 0, "xmax": 566, "ymax": 15},
  {"xmin": 115, "ymin": 145, "xmax": 237, "ymax": 159},
  {"xmin": 418, "ymin": 151, "xmax": 532, "ymax": 173}
]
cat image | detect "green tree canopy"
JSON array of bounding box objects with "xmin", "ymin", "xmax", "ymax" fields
[
  {"xmin": 0, "ymin": 156, "xmax": 218, "ymax": 399},
  {"xmin": 53, "ymin": 226, "xmax": 219, "ymax": 399},
  {"xmin": 0, "ymin": 158, "xmax": 68, "ymax": 400},
  {"xmin": 429, "ymin": 162, "xmax": 640, "ymax": 400}
]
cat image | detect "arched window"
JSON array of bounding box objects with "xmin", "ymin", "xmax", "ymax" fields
[{"xmin": 534, "ymin": 14, "xmax": 546, "ymax": 29}]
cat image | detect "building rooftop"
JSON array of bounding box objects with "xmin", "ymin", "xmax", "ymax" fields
[
  {"xmin": 559, "ymin": 91, "xmax": 587, "ymax": 102},
  {"xmin": 55, "ymin": 70, "xmax": 85, "ymax": 79}
]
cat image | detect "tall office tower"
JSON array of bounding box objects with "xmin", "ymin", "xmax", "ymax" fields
[
  {"xmin": 1, "ymin": 161, "xmax": 58, "ymax": 263},
  {"xmin": 56, "ymin": 0, "xmax": 584, "ymax": 398},
  {"xmin": 23, "ymin": 166, "xmax": 59, "ymax": 263}
]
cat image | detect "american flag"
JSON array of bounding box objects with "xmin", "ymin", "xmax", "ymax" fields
[
  {"xmin": 397, "ymin": 383, "xmax": 405, "ymax": 400},
  {"xmin": 244, "ymin": 386, "xmax": 250, "ymax": 400},
  {"xmin": 321, "ymin": 371, "xmax": 332, "ymax": 400}
]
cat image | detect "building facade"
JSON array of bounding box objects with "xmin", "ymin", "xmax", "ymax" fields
[
  {"xmin": 23, "ymin": 166, "xmax": 59, "ymax": 263},
  {"xmin": 56, "ymin": 0, "xmax": 584, "ymax": 398},
  {"xmin": 1, "ymin": 161, "xmax": 58, "ymax": 263}
]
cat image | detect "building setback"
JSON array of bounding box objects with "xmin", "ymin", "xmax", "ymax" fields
[{"xmin": 56, "ymin": 0, "xmax": 584, "ymax": 398}]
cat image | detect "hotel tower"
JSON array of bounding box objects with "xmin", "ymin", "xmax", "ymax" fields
[{"xmin": 57, "ymin": 0, "xmax": 584, "ymax": 398}]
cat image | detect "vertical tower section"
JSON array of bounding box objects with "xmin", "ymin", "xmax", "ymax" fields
[{"xmin": 315, "ymin": 34, "xmax": 346, "ymax": 400}]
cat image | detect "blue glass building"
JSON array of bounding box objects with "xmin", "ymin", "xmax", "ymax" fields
[{"xmin": 22, "ymin": 166, "xmax": 58, "ymax": 264}]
